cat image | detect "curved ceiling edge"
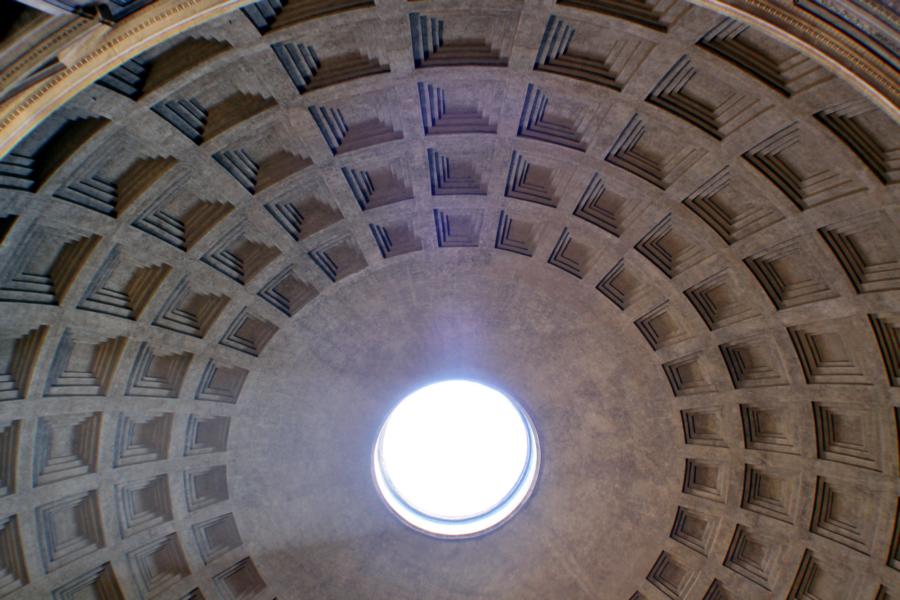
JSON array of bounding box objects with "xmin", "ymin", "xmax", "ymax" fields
[
  {"xmin": 0, "ymin": 0, "xmax": 258, "ymax": 157},
  {"xmin": 0, "ymin": 0, "xmax": 898, "ymax": 158},
  {"xmin": 693, "ymin": 0, "xmax": 899, "ymax": 115}
]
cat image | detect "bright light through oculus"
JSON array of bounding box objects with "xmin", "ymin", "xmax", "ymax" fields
[{"xmin": 373, "ymin": 380, "xmax": 539, "ymax": 538}]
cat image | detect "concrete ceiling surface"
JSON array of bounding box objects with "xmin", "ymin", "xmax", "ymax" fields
[{"xmin": 0, "ymin": 0, "xmax": 897, "ymax": 599}]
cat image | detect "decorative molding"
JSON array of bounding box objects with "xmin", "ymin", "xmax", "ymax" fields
[
  {"xmin": 691, "ymin": 0, "xmax": 898, "ymax": 114},
  {"xmin": 0, "ymin": 0, "xmax": 261, "ymax": 158}
]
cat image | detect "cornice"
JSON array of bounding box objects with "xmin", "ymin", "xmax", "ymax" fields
[
  {"xmin": 695, "ymin": 0, "xmax": 898, "ymax": 114},
  {"xmin": 0, "ymin": 15, "xmax": 95, "ymax": 93},
  {"xmin": 0, "ymin": 0, "xmax": 256, "ymax": 157}
]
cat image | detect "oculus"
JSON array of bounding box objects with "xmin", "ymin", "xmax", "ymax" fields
[{"xmin": 373, "ymin": 380, "xmax": 539, "ymax": 538}]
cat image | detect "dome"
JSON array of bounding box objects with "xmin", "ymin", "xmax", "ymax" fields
[{"xmin": 0, "ymin": 0, "xmax": 897, "ymax": 598}]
